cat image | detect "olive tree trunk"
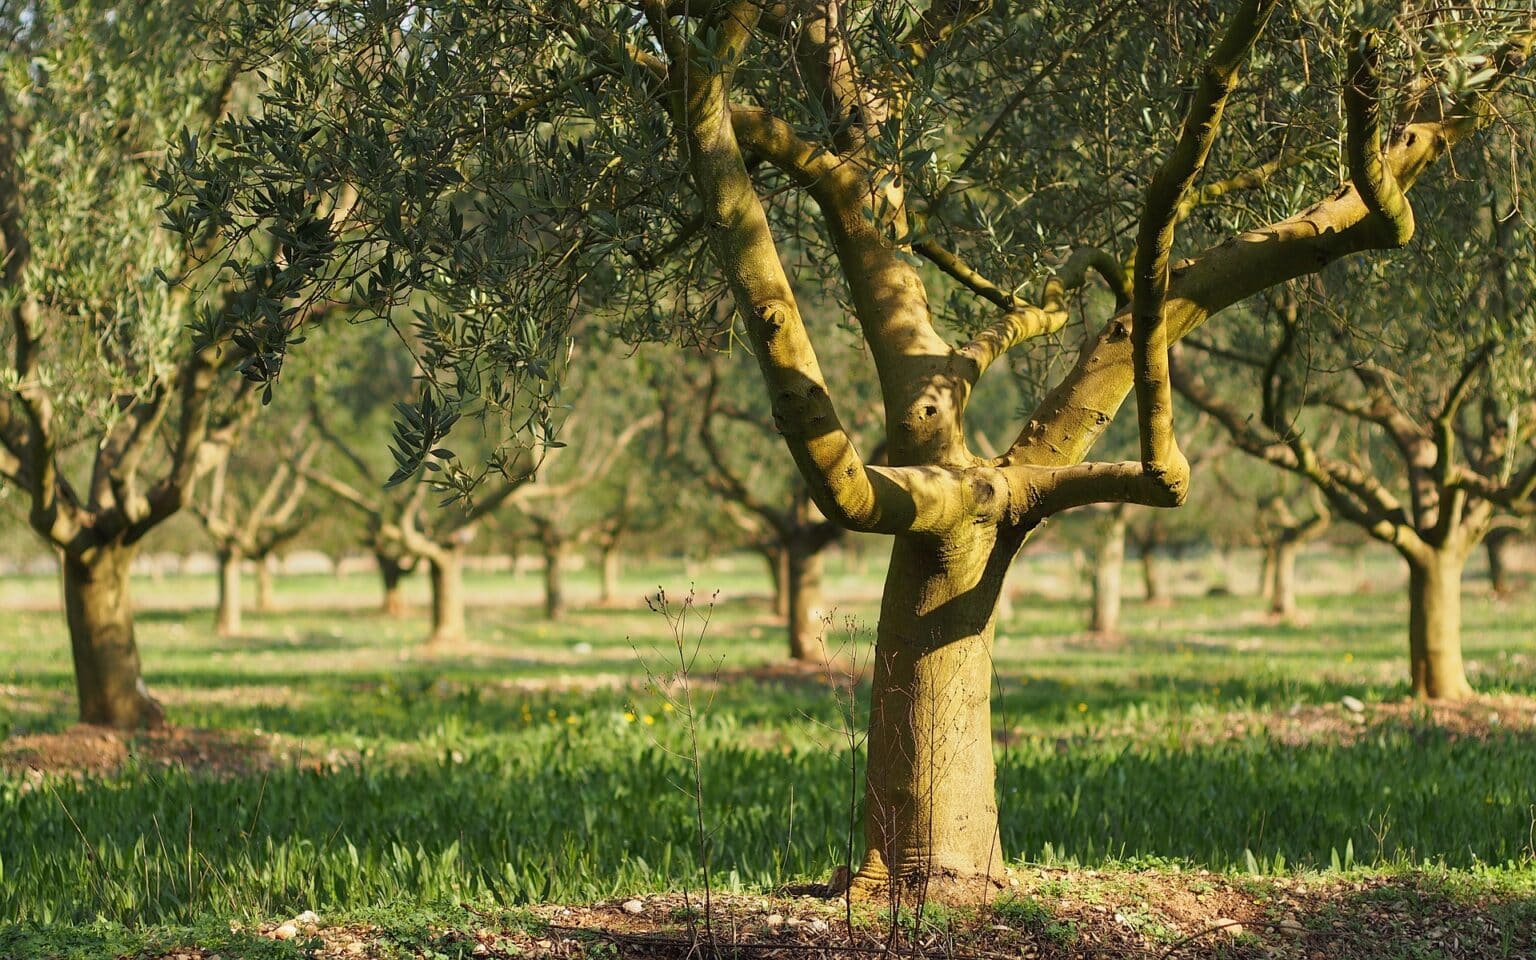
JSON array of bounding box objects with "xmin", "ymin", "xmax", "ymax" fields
[
  {"xmin": 1270, "ymin": 541, "xmax": 1300, "ymax": 619},
  {"xmin": 542, "ymin": 534, "xmax": 566, "ymax": 621},
  {"xmin": 377, "ymin": 550, "xmax": 410, "ymax": 617},
  {"xmin": 1406, "ymin": 548, "xmax": 1474, "ymax": 700},
  {"xmin": 1486, "ymin": 528, "xmax": 1516, "ymax": 596},
  {"xmin": 62, "ymin": 545, "xmax": 165, "ymax": 729},
  {"xmin": 1141, "ymin": 547, "xmax": 1169, "ymax": 605},
  {"xmin": 254, "ymin": 553, "xmax": 275, "ymax": 613},
  {"xmin": 1259, "ymin": 544, "xmax": 1276, "ymax": 600},
  {"xmin": 856, "ymin": 534, "xmax": 1009, "ymax": 897},
  {"xmin": 216, "ymin": 547, "xmax": 242, "ymax": 637},
  {"xmin": 786, "ymin": 542, "xmax": 825, "ymax": 661},
  {"xmin": 1089, "ymin": 513, "xmax": 1126, "ymax": 634},
  {"xmin": 599, "ymin": 543, "xmax": 621, "ymax": 606},
  {"xmin": 427, "ymin": 548, "xmax": 467, "ymax": 646},
  {"xmin": 764, "ymin": 545, "xmax": 790, "ymax": 618}
]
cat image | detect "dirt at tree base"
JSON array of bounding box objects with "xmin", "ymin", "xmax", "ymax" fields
[
  {"xmin": 115, "ymin": 867, "xmax": 1534, "ymax": 960},
  {"xmin": 0, "ymin": 724, "xmax": 355, "ymax": 781}
]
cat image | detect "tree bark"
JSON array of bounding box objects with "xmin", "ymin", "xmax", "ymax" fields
[
  {"xmin": 377, "ymin": 550, "xmax": 410, "ymax": 617},
  {"xmin": 1259, "ymin": 544, "xmax": 1276, "ymax": 600},
  {"xmin": 62, "ymin": 545, "xmax": 165, "ymax": 729},
  {"xmin": 1270, "ymin": 540, "xmax": 1299, "ymax": 619},
  {"xmin": 856, "ymin": 534, "xmax": 1008, "ymax": 897},
  {"xmin": 216, "ymin": 547, "xmax": 242, "ymax": 637},
  {"xmin": 599, "ymin": 543, "xmax": 622, "ymax": 606},
  {"xmin": 785, "ymin": 541, "xmax": 825, "ymax": 661},
  {"xmin": 1406, "ymin": 549, "xmax": 1474, "ymax": 701},
  {"xmin": 542, "ymin": 533, "xmax": 566, "ymax": 621},
  {"xmin": 427, "ymin": 548, "xmax": 467, "ymax": 646},
  {"xmin": 254, "ymin": 553, "xmax": 275, "ymax": 613},
  {"xmin": 1486, "ymin": 528, "xmax": 1516, "ymax": 596},
  {"xmin": 1089, "ymin": 514, "xmax": 1126, "ymax": 634}
]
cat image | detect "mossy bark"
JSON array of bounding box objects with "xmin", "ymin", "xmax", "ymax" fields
[
  {"xmin": 1407, "ymin": 549, "xmax": 1473, "ymax": 700},
  {"xmin": 62, "ymin": 545, "xmax": 164, "ymax": 729},
  {"xmin": 215, "ymin": 547, "xmax": 242, "ymax": 637},
  {"xmin": 427, "ymin": 548, "xmax": 467, "ymax": 646},
  {"xmin": 854, "ymin": 532, "xmax": 1011, "ymax": 898},
  {"xmin": 1090, "ymin": 514, "xmax": 1126, "ymax": 634}
]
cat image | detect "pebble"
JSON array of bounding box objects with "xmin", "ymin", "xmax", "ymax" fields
[
  {"xmin": 765, "ymin": 914, "xmax": 785, "ymax": 928},
  {"xmin": 1341, "ymin": 696, "xmax": 1365, "ymax": 713},
  {"xmin": 271, "ymin": 923, "xmax": 298, "ymax": 941},
  {"xmin": 1214, "ymin": 918, "xmax": 1243, "ymax": 937},
  {"xmin": 1277, "ymin": 915, "xmax": 1306, "ymax": 937},
  {"xmin": 810, "ymin": 918, "xmax": 829, "ymax": 934},
  {"xmin": 622, "ymin": 899, "xmax": 645, "ymax": 915}
]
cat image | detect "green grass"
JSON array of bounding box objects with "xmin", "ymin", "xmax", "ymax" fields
[{"xmin": 2, "ymin": 547, "xmax": 1535, "ymax": 932}]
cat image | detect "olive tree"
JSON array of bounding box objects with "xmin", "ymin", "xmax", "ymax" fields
[
  {"xmin": 159, "ymin": 0, "xmax": 1536, "ymax": 898},
  {"xmin": 0, "ymin": 2, "xmax": 281, "ymax": 727}
]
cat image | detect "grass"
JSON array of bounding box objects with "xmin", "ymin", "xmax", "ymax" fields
[{"xmin": 2, "ymin": 546, "xmax": 1535, "ymax": 944}]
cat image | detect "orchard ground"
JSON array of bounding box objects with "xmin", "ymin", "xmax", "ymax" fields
[{"xmin": 2, "ymin": 547, "xmax": 1535, "ymax": 959}]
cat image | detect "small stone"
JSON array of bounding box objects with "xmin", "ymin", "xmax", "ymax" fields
[
  {"xmin": 765, "ymin": 914, "xmax": 785, "ymax": 929},
  {"xmin": 472, "ymin": 944, "xmax": 490, "ymax": 956},
  {"xmin": 572, "ymin": 642, "xmax": 593, "ymax": 655},
  {"xmin": 785, "ymin": 917, "xmax": 805, "ymax": 928},
  {"xmin": 1277, "ymin": 915, "xmax": 1306, "ymax": 937},
  {"xmin": 622, "ymin": 899, "xmax": 645, "ymax": 915},
  {"xmin": 345, "ymin": 943, "xmax": 365, "ymax": 956},
  {"xmin": 810, "ymin": 918, "xmax": 829, "ymax": 934},
  {"xmin": 271, "ymin": 923, "xmax": 298, "ymax": 941},
  {"xmin": 1214, "ymin": 918, "xmax": 1243, "ymax": 937},
  {"xmin": 294, "ymin": 910, "xmax": 319, "ymax": 925},
  {"xmin": 1341, "ymin": 696, "xmax": 1365, "ymax": 713}
]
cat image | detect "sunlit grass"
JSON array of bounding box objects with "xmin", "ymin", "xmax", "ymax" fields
[{"xmin": 2, "ymin": 546, "xmax": 1535, "ymax": 928}]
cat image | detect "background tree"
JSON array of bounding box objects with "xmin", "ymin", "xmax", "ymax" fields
[
  {"xmin": 0, "ymin": 2, "xmax": 288, "ymax": 727},
  {"xmin": 193, "ymin": 411, "xmax": 318, "ymax": 634},
  {"xmin": 164, "ymin": 0, "xmax": 1536, "ymax": 898},
  {"xmin": 1176, "ymin": 140, "xmax": 1536, "ymax": 698}
]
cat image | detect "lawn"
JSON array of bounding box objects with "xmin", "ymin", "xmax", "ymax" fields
[{"xmin": 2, "ymin": 547, "xmax": 1535, "ymax": 958}]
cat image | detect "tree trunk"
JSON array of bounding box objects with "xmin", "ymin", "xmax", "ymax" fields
[
  {"xmin": 216, "ymin": 547, "xmax": 242, "ymax": 637},
  {"xmin": 62, "ymin": 545, "xmax": 165, "ymax": 729},
  {"xmin": 1141, "ymin": 547, "xmax": 1169, "ymax": 605},
  {"xmin": 427, "ymin": 548, "xmax": 467, "ymax": 646},
  {"xmin": 1259, "ymin": 544, "xmax": 1276, "ymax": 600},
  {"xmin": 764, "ymin": 545, "xmax": 790, "ymax": 618},
  {"xmin": 785, "ymin": 542, "xmax": 824, "ymax": 661},
  {"xmin": 377, "ymin": 551, "xmax": 410, "ymax": 617},
  {"xmin": 855, "ymin": 534, "xmax": 1009, "ymax": 899},
  {"xmin": 542, "ymin": 534, "xmax": 566, "ymax": 621},
  {"xmin": 599, "ymin": 543, "xmax": 621, "ymax": 606},
  {"xmin": 254, "ymin": 553, "xmax": 275, "ymax": 613},
  {"xmin": 1406, "ymin": 549, "xmax": 1473, "ymax": 701},
  {"xmin": 1486, "ymin": 528, "xmax": 1516, "ymax": 596},
  {"xmin": 1089, "ymin": 514, "xmax": 1126, "ymax": 634},
  {"xmin": 1270, "ymin": 541, "xmax": 1299, "ymax": 619}
]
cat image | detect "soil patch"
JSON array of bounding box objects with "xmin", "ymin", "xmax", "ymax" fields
[{"xmin": 123, "ymin": 868, "xmax": 1536, "ymax": 959}]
